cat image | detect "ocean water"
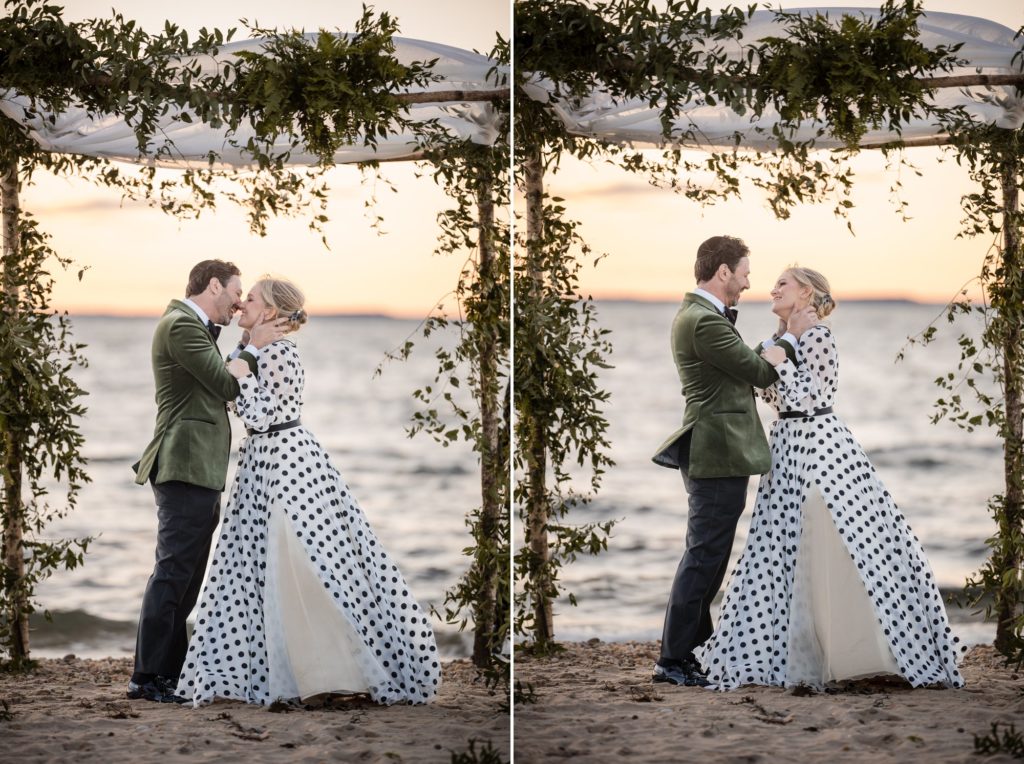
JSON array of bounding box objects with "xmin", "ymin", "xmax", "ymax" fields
[
  {"xmin": 23, "ymin": 302, "xmax": 1004, "ymax": 661},
  {"xmin": 29, "ymin": 315, "xmax": 481, "ymax": 659},
  {"xmin": 546, "ymin": 300, "xmax": 1002, "ymax": 647}
]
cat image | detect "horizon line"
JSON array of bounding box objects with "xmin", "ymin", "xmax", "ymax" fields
[{"xmin": 53, "ymin": 293, "xmax": 970, "ymax": 318}]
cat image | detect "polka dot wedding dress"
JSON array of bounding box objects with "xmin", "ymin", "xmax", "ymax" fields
[
  {"xmin": 176, "ymin": 340, "xmax": 441, "ymax": 706},
  {"xmin": 698, "ymin": 325, "xmax": 965, "ymax": 690}
]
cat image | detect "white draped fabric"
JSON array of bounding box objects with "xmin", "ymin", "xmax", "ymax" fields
[
  {"xmin": 1, "ymin": 11, "xmax": 1020, "ymax": 163},
  {"xmin": 521, "ymin": 9, "xmax": 1024, "ymax": 150},
  {"xmin": 0, "ymin": 36, "xmax": 505, "ymax": 168}
]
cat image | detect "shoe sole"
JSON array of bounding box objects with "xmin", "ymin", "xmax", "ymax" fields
[
  {"xmin": 652, "ymin": 674, "xmax": 709, "ymax": 688},
  {"xmin": 127, "ymin": 691, "xmax": 187, "ymax": 704}
]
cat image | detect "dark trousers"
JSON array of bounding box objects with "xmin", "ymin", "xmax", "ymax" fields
[
  {"xmin": 659, "ymin": 464, "xmax": 749, "ymax": 666},
  {"xmin": 133, "ymin": 479, "xmax": 220, "ymax": 679}
]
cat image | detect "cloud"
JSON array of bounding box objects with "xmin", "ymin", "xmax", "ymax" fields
[
  {"xmin": 30, "ymin": 198, "xmax": 138, "ymax": 215},
  {"xmin": 554, "ymin": 181, "xmax": 668, "ymax": 200}
]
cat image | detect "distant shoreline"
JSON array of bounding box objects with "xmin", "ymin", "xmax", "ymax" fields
[
  {"xmin": 55, "ymin": 297, "xmax": 948, "ymax": 319},
  {"xmin": 590, "ymin": 297, "xmax": 946, "ymax": 307},
  {"xmin": 58, "ymin": 311, "xmax": 405, "ymax": 320}
]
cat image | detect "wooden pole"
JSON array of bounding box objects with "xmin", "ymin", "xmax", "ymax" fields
[
  {"xmin": 917, "ymin": 74, "xmax": 1024, "ymax": 89},
  {"xmin": 997, "ymin": 161, "xmax": 1024, "ymax": 652},
  {"xmin": 0, "ymin": 155, "xmax": 29, "ymax": 664},
  {"xmin": 472, "ymin": 160, "xmax": 502, "ymax": 668},
  {"xmin": 523, "ymin": 148, "xmax": 554, "ymax": 645},
  {"xmin": 394, "ymin": 88, "xmax": 510, "ymax": 105},
  {"xmin": 858, "ymin": 135, "xmax": 954, "ymax": 150}
]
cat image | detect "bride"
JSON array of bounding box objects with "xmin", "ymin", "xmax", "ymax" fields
[
  {"xmin": 698, "ymin": 266, "xmax": 965, "ymax": 690},
  {"xmin": 176, "ymin": 276, "xmax": 441, "ymax": 706}
]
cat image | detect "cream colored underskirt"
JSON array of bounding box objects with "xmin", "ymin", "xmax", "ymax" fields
[
  {"xmin": 266, "ymin": 507, "xmax": 371, "ymax": 701},
  {"xmin": 786, "ymin": 486, "xmax": 901, "ymax": 686}
]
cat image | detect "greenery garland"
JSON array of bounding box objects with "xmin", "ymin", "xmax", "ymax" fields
[
  {"xmin": 0, "ymin": 0, "xmax": 511, "ymax": 687},
  {"xmin": 514, "ymin": 0, "xmax": 1023, "ymax": 668}
]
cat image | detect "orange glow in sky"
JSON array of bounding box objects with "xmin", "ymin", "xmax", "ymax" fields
[
  {"xmin": 17, "ymin": 1, "xmax": 1023, "ymax": 312},
  {"xmin": 554, "ymin": 0, "xmax": 1023, "ymax": 305},
  {"xmin": 21, "ymin": 0, "xmax": 509, "ymax": 318}
]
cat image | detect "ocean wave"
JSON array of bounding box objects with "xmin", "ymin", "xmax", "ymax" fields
[
  {"xmin": 28, "ymin": 608, "xmax": 472, "ymax": 659},
  {"xmin": 409, "ymin": 463, "xmax": 472, "ymax": 476},
  {"xmin": 81, "ymin": 454, "xmax": 136, "ymax": 464},
  {"xmin": 28, "ymin": 609, "xmax": 136, "ymax": 648}
]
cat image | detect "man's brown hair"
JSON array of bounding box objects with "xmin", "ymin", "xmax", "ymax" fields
[
  {"xmin": 694, "ymin": 236, "xmax": 749, "ymax": 283},
  {"xmin": 185, "ymin": 260, "xmax": 241, "ymax": 297}
]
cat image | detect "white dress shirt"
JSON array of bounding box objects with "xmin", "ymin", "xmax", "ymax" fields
[
  {"xmin": 182, "ymin": 298, "xmax": 258, "ymax": 358},
  {"xmin": 692, "ymin": 287, "xmax": 798, "ymax": 349}
]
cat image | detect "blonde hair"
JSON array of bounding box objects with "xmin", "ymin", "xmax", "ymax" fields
[
  {"xmin": 255, "ymin": 275, "xmax": 308, "ymax": 333},
  {"xmin": 786, "ymin": 266, "xmax": 835, "ymax": 318}
]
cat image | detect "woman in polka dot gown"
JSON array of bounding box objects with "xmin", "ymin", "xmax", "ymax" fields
[
  {"xmin": 698, "ymin": 267, "xmax": 965, "ymax": 691},
  {"xmin": 176, "ymin": 277, "xmax": 441, "ymax": 707}
]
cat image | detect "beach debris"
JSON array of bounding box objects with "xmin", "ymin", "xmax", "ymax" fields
[
  {"xmin": 974, "ymin": 722, "xmax": 1024, "ymax": 758},
  {"xmin": 449, "ymin": 738, "xmax": 504, "ymax": 764},
  {"xmin": 514, "ymin": 680, "xmax": 537, "ymax": 705},
  {"xmin": 627, "ymin": 685, "xmax": 663, "ymax": 703},
  {"xmin": 790, "ymin": 683, "xmax": 816, "ymax": 697},
  {"xmin": 731, "ymin": 695, "xmax": 794, "ymax": 725},
  {"xmin": 102, "ymin": 701, "xmax": 138, "ymax": 719},
  {"xmin": 210, "ymin": 711, "xmax": 270, "ymax": 742},
  {"xmin": 303, "ymin": 692, "xmax": 374, "ymax": 711}
]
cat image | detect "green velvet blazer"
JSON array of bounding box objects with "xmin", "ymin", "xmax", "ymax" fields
[
  {"xmin": 133, "ymin": 300, "xmax": 256, "ymax": 491},
  {"xmin": 652, "ymin": 293, "xmax": 796, "ymax": 479}
]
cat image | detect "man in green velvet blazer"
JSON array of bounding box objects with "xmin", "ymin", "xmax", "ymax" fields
[
  {"xmin": 128, "ymin": 260, "xmax": 282, "ymax": 703},
  {"xmin": 132, "ymin": 300, "xmax": 255, "ymax": 492},
  {"xmin": 651, "ymin": 236, "xmax": 815, "ymax": 688}
]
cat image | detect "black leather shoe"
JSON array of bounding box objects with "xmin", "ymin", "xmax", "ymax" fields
[
  {"xmin": 154, "ymin": 676, "xmax": 182, "ymax": 696},
  {"xmin": 127, "ymin": 678, "xmax": 187, "ymax": 704},
  {"xmin": 652, "ymin": 662, "xmax": 711, "ymax": 688},
  {"xmin": 681, "ymin": 657, "xmax": 710, "ymax": 682}
]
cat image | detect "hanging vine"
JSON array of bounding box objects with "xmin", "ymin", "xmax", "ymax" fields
[
  {"xmin": 0, "ymin": 0, "xmax": 510, "ymax": 674},
  {"xmin": 900, "ymin": 122, "xmax": 1024, "ymax": 665},
  {"xmin": 0, "ymin": 172, "xmax": 91, "ymax": 671},
  {"xmin": 514, "ymin": 0, "xmax": 1024, "ymax": 669}
]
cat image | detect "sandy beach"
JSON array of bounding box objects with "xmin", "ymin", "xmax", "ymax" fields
[
  {"xmin": 514, "ymin": 641, "xmax": 1024, "ymax": 763},
  {"xmin": 0, "ymin": 656, "xmax": 509, "ymax": 763}
]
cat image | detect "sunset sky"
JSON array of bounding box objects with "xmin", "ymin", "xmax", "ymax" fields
[
  {"xmin": 14, "ymin": 1, "xmax": 1024, "ymax": 314},
  {"xmin": 20, "ymin": 0, "xmax": 509, "ymax": 317},
  {"xmin": 558, "ymin": 0, "xmax": 1024, "ymax": 305}
]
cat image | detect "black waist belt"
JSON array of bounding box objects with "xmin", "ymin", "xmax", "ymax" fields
[
  {"xmin": 246, "ymin": 418, "xmax": 302, "ymax": 436},
  {"xmin": 779, "ymin": 407, "xmax": 833, "ymax": 420}
]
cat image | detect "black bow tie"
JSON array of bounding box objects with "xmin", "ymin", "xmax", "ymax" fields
[
  {"xmin": 723, "ymin": 307, "xmax": 738, "ymax": 325},
  {"xmin": 206, "ymin": 320, "xmax": 221, "ymax": 341}
]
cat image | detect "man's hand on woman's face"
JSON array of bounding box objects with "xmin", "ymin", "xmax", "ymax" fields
[
  {"xmin": 786, "ymin": 306, "xmax": 819, "ymax": 338},
  {"xmin": 249, "ymin": 317, "xmax": 289, "ymax": 349}
]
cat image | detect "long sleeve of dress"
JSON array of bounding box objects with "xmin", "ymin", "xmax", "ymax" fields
[
  {"xmin": 758, "ymin": 379, "xmax": 783, "ymax": 412},
  {"xmin": 772, "ymin": 325, "xmax": 836, "ymax": 413},
  {"xmin": 234, "ymin": 341, "xmax": 302, "ymax": 432}
]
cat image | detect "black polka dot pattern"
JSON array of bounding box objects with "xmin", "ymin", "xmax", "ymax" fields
[
  {"xmin": 176, "ymin": 339, "xmax": 441, "ymax": 706},
  {"xmin": 698, "ymin": 325, "xmax": 966, "ymax": 690}
]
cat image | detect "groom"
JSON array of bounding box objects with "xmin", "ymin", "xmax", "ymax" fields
[
  {"xmin": 128, "ymin": 260, "xmax": 284, "ymax": 703},
  {"xmin": 651, "ymin": 235, "xmax": 814, "ymax": 687}
]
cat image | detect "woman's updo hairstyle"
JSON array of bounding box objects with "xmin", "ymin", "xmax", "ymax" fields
[
  {"xmin": 255, "ymin": 275, "xmax": 308, "ymax": 333},
  {"xmin": 787, "ymin": 266, "xmax": 835, "ymax": 318}
]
